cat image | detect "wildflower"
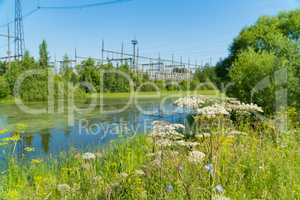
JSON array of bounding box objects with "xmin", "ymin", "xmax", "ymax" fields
[
  {"xmin": 31, "ymin": 159, "xmax": 42, "ymax": 165},
  {"xmin": 151, "ymin": 121, "xmax": 185, "ymax": 141},
  {"xmin": 82, "ymin": 152, "xmax": 96, "ymax": 161},
  {"xmin": 24, "ymin": 147, "xmax": 35, "ymax": 152},
  {"xmin": 225, "ymin": 100, "xmax": 263, "ymax": 113},
  {"xmin": 197, "ymin": 104, "xmax": 229, "ymax": 118},
  {"xmin": 120, "ymin": 172, "xmax": 128, "ymax": 178},
  {"xmin": 176, "ymin": 140, "xmax": 199, "ymax": 148},
  {"xmin": 93, "ymin": 176, "xmax": 103, "ymax": 183},
  {"xmin": 174, "ymin": 96, "xmax": 207, "ymax": 109},
  {"xmin": 135, "ymin": 169, "xmax": 145, "ymax": 176},
  {"xmin": 7, "ymin": 190, "xmax": 21, "ymax": 200},
  {"xmin": 188, "ymin": 151, "xmax": 205, "ymax": 164},
  {"xmin": 204, "ymin": 163, "xmax": 214, "ymax": 175},
  {"xmin": 213, "ymin": 195, "xmax": 231, "ymax": 200},
  {"xmin": 195, "ymin": 133, "xmax": 211, "ymax": 139},
  {"xmin": 227, "ymin": 130, "xmax": 247, "ymax": 136},
  {"xmin": 156, "ymin": 139, "xmax": 173, "ymax": 147},
  {"xmin": 178, "ymin": 164, "xmax": 184, "ymax": 172},
  {"xmin": 165, "ymin": 184, "xmax": 174, "ymax": 193},
  {"xmin": 57, "ymin": 184, "xmax": 71, "ymax": 194},
  {"xmin": 215, "ymin": 184, "xmax": 225, "ymax": 193}
]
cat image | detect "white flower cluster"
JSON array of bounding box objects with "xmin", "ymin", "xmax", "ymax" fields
[
  {"xmin": 151, "ymin": 121, "xmax": 185, "ymax": 141},
  {"xmin": 82, "ymin": 152, "xmax": 96, "ymax": 161},
  {"xmin": 188, "ymin": 150, "xmax": 205, "ymax": 164},
  {"xmin": 174, "ymin": 96, "xmax": 208, "ymax": 109},
  {"xmin": 225, "ymin": 100, "xmax": 263, "ymax": 113},
  {"xmin": 174, "ymin": 96, "xmax": 264, "ymax": 116},
  {"xmin": 196, "ymin": 104, "xmax": 229, "ymax": 118}
]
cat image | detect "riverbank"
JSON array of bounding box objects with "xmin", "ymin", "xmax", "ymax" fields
[{"xmin": 0, "ymin": 90, "xmax": 219, "ymax": 105}]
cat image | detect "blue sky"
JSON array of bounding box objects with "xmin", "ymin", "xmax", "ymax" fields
[{"xmin": 0, "ymin": 0, "xmax": 299, "ymax": 64}]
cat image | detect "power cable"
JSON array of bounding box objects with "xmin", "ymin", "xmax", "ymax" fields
[
  {"xmin": 0, "ymin": 0, "xmax": 133, "ymax": 27},
  {"xmin": 39, "ymin": 0, "xmax": 133, "ymax": 10}
]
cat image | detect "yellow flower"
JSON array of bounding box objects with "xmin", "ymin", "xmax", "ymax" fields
[
  {"xmin": 24, "ymin": 147, "xmax": 35, "ymax": 152},
  {"xmin": 31, "ymin": 159, "xmax": 43, "ymax": 165},
  {"xmin": 7, "ymin": 190, "xmax": 21, "ymax": 200}
]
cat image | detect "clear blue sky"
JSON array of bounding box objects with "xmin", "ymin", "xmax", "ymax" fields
[{"xmin": 0, "ymin": 0, "xmax": 299, "ymax": 64}]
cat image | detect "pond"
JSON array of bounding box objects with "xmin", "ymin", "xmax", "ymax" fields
[{"xmin": 0, "ymin": 97, "xmax": 188, "ymax": 164}]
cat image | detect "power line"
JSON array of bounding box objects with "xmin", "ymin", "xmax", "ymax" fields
[
  {"xmin": 39, "ymin": 0, "xmax": 133, "ymax": 10},
  {"xmin": 0, "ymin": 0, "xmax": 133, "ymax": 27}
]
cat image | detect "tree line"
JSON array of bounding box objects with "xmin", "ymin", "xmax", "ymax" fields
[{"xmin": 0, "ymin": 41, "xmax": 213, "ymax": 101}]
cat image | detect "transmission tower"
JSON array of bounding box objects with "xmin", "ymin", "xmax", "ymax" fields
[{"xmin": 14, "ymin": 0, "xmax": 25, "ymax": 58}]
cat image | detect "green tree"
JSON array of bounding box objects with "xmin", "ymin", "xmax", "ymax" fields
[
  {"xmin": 229, "ymin": 48, "xmax": 296, "ymax": 113},
  {"xmin": 60, "ymin": 54, "xmax": 77, "ymax": 84},
  {"xmin": 39, "ymin": 40, "xmax": 49, "ymax": 68},
  {"xmin": 77, "ymin": 58, "xmax": 100, "ymax": 92}
]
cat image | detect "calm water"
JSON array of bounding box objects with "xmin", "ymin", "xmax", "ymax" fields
[{"xmin": 0, "ymin": 97, "xmax": 187, "ymax": 164}]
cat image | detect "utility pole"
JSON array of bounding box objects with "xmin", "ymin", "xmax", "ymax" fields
[
  {"xmin": 7, "ymin": 25, "xmax": 11, "ymax": 64},
  {"xmin": 131, "ymin": 39, "xmax": 138, "ymax": 69},
  {"xmin": 101, "ymin": 39, "xmax": 104, "ymax": 65},
  {"xmin": 121, "ymin": 42, "xmax": 124, "ymax": 65},
  {"xmin": 14, "ymin": 0, "xmax": 25, "ymax": 59}
]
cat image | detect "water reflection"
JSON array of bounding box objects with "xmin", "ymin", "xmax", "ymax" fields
[{"xmin": 0, "ymin": 98, "xmax": 187, "ymax": 160}]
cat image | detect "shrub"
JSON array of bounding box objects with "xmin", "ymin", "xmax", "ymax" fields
[{"xmin": 0, "ymin": 76, "xmax": 10, "ymax": 98}]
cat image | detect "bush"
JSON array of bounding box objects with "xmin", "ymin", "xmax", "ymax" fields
[{"xmin": 0, "ymin": 76, "xmax": 10, "ymax": 98}]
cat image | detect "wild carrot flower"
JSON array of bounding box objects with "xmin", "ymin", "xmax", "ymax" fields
[
  {"xmin": 215, "ymin": 184, "xmax": 225, "ymax": 193},
  {"xmin": 120, "ymin": 172, "xmax": 128, "ymax": 178},
  {"xmin": 57, "ymin": 184, "xmax": 71, "ymax": 194},
  {"xmin": 82, "ymin": 152, "xmax": 96, "ymax": 161},
  {"xmin": 135, "ymin": 169, "xmax": 145, "ymax": 176},
  {"xmin": 188, "ymin": 151, "xmax": 205, "ymax": 164}
]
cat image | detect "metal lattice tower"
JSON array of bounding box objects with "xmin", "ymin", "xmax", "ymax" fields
[{"xmin": 14, "ymin": 0, "xmax": 25, "ymax": 58}]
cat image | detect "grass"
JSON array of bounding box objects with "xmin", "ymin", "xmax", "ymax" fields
[
  {"xmin": 0, "ymin": 90, "xmax": 219, "ymax": 105},
  {"xmin": 1, "ymin": 118, "xmax": 300, "ymax": 200}
]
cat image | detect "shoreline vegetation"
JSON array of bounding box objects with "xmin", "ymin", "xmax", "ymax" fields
[
  {"xmin": 1, "ymin": 96, "xmax": 300, "ymax": 199},
  {"xmin": 0, "ymin": 90, "xmax": 219, "ymax": 105}
]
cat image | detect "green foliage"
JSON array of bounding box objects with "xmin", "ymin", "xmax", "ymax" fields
[
  {"xmin": 0, "ymin": 76, "xmax": 10, "ymax": 98},
  {"xmin": 215, "ymin": 10, "xmax": 300, "ymax": 112},
  {"xmin": 0, "ymin": 61, "xmax": 6, "ymax": 75},
  {"xmin": 39, "ymin": 40, "xmax": 49, "ymax": 69}
]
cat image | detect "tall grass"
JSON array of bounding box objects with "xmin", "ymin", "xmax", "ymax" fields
[{"xmin": 1, "ymin": 116, "xmax": 300, "ymax": 199}]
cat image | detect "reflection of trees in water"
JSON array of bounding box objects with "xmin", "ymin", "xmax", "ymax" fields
[
  {"xmin": 40, "ymin": 130, "xmax": 51, "ymax": 153},
  {"xmin": 24, "ymin": 135, "xmax": 33, "ymax": 147}
]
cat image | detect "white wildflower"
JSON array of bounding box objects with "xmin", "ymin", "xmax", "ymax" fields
[
  {"xmin": 225, "ymin": 100, "xmax": 263, "ymax": 113},
  {"xmin": 120, "ymin": 172, "xmax": 128, "ymax": 178},
  {"xmin": 176, "ymin": 140, "xmax": 199, "ymax": 148},
  {"xmin": 197, "ymin": 104, "xmax": 229, "ymax": 118},
  {"xmin": 174, "ymin": 96, "xmax": 207, "ymax": 109},
  {"xmin": 151, "ymin": 121, "xmax": 184, "ymax": 141},
  {"xmin": 82, "ymin": 152, "xmax": 96, "ymax": 161},
  {"xmin": 188, "ymin": 151, "xmax": 205, "ymax": 164},
  {"xmin": 156, "ymin": 139, "xmax": 173, "ymax": 147},
  {"xmin": 215, "ymin": 184, "xmax": 225, "ymax": 193},
  {"xmin": 135, "ymin": 169, "xmax": 145, "ymax": 176},
  {"xmin": 57, "ymin": 184, "xmax": 71, "ymax": 194}
]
